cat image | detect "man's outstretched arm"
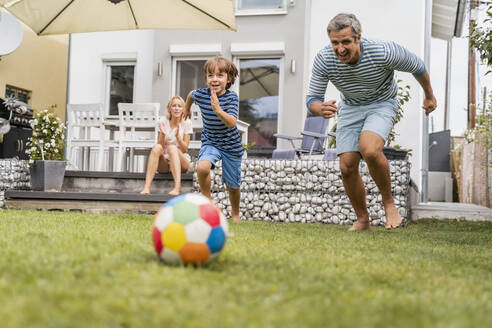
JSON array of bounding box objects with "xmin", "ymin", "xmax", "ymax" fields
[{"xmin": 415, "ymin": 72, "xmax": 437, "ymax": 115}]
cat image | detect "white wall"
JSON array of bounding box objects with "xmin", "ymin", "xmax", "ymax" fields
[
  {"xmin": 429, "ymin": 37, "xmax": 469, "ymax": 137},
  {"xmin": 307, "ymin": 0, "xmax": 426, "ymax": 186},
  {"xmin": 69, "ymin": 30, "xmax": 154, "ymax": 109}
]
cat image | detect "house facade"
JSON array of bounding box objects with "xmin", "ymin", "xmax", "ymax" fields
[
  {"xmin": 0, "ymin": 15, "xmax": 68, "ymax": 119},
  {"xmin": 68, "ymin": 0, "xmax": 435, "ymax": 186}
]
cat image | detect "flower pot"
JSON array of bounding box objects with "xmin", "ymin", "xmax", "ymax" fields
[
  {"xmin": 29, "ymin": 160, "xmax": 66, "ymax": 192},
  {"xmin": 383, "ymin": 147, "xmax": 408, "ymax": 160}
]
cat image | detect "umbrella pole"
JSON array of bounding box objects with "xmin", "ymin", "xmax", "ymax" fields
[{"xmin": 64, "ymin": 33, "xmax": 71, "ymax": 162}]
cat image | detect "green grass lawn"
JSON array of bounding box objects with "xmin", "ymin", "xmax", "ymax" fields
[{"xmin": 0, "ymin": 210, "xmax": 491, "ymax": 328}]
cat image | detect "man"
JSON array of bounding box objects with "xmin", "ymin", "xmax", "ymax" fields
[{"xmin": 306, "ymin": 13, "xmax": 436, "ymax": 231}]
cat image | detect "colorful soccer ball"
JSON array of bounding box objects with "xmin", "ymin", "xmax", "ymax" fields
[{"xmin": 152, "ymin": 193, "xmax": 229, "ymax": 265}]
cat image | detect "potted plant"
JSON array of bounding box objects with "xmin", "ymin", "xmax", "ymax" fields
[
  {"xmin": 383, "ymin": 81, "xmax": 411, "ymax": 160},
  {"xmin": 26, "ymin": 107, "xmax": 66, "ymax": 191}
]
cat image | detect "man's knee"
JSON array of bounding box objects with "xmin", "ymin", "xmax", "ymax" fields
[
  {"xmin": 360, "ymin": 145, "xmax": 382, "ymax": 163},
  {"xmin": 340, "ymin": 158, "xmax": 359, "ymax": 178}
]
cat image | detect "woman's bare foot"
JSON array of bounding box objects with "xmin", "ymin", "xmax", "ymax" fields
[
  {"xmin": 385, "ymin": 206, "xmax": 403, "ymax": 230},
  {"xmin": 140, "ymin": 188, "xmax": 150, "ymax": 195},
  {"xmin": 168, "ymin": 188, "xmax": 181, "ymax": 196},
  {"xmin": 348, "ymin": 219, "xmax": 370, "ymax": 231}
]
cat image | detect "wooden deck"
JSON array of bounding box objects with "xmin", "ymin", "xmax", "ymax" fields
[{"xmin": 5, "ymin": 170, "xmax": 194, "ymax": 214}]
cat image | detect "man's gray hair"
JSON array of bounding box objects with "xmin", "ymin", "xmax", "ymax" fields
[{"xmin": 327, "ymin": 13, "xmax": 362, "ymax": 38}]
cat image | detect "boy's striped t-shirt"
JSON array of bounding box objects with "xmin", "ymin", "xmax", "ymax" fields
[
  {"xmin": 192, "ymin": 88, "xmax": 243, "ymax": 157},
  {"xmin": 306, "ymin": 38, "xmax": 427, "ymax": 108}
]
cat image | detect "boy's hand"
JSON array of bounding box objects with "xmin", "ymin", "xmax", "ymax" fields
[{"xmin": 210, "ymin": 89, "xmax": 220, "ymax": 112}]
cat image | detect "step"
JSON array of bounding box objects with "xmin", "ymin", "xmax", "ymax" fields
[
  {"xmin": 4, "ymin": 190, "xmax": 172, "ymax": 214},
  {"xmin": 62, "ymin": 170, "xmax": 194, "ymax": 194},
  {"xmin": 410, "ymin": 202, "xmax": 492, "ymax": 221}
]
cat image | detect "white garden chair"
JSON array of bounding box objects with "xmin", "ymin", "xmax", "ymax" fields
[
  {"xmin": 66, "ymin": 103, "xmax": 108, "ymax": 171},
  {"xmin": 117, "ymin": 103, "xmax": 160, "ymax": 172}
]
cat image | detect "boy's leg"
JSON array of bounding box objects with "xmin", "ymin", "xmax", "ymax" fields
[
  {"xmin": 221, "ymin": 151, "xmax": 242, "ymax": 223},
  {"xmin": 196, "ymin": 160, "xmax": 213, "ymax": 199},
  {"xmin": 226, "ymin": 186, "xmax": 241, "ymax": 224},
  {"xmin": 196, "ymin": 145, "xmax": 221, "ymax": 200}
]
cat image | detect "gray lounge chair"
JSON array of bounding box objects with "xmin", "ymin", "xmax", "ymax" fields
[{"xmin": 272, "ymin": 112, "xmax": 335, "ymax": 160}]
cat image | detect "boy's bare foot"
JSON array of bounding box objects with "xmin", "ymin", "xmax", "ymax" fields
[
  {"xmin": 385, "ymin": 206, "xmax": 403, "ymax": 230},
  {"xmin": 231, "ymin": 215, "xmax": 241, "ymax": 224},
  {"xmin": 348, "ymin": 219, "xmax": 370, "ymax": 231},
  {"xmin": 140, "ymin": 188, "xmax": 150, "ymax": 195},
  {"xmin": 168, "ymin": 188, "xmax": 181, "ymax": 196}
]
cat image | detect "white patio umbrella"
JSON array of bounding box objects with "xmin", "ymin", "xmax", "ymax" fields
[{"xmin": 0, "ymin": 0, "xmax": 236, "ymax": 35}]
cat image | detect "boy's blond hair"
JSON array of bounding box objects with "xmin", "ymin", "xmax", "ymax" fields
[
  {"xmin": 165, "ymin": 96, "xmax": 186, "ymax": 122},
  {"xmin": 203, "ymin": 56, "xmax": 238, "ymax": 90}
]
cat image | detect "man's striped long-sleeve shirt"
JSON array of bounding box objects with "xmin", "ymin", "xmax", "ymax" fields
[{"xmin": 306, "ymin": 38, "xmax": 426, "ymax": 109}]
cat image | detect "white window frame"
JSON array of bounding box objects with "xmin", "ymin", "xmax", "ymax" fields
[
  {"xmin": 171, "ymin": 56, "xmax": 210, "ymax": 98},
  {"xmin": 102, "ymin": 53, "xmax": 137, "ymax": 116},
  {"xmin": 169, "ymin": 43, "xmax": 222, "ymax": 97},
  {"xmin": 232, "ymin": 54, "xmax": 285, "ymax": 145},
  {"xmin": 235, "ymin": 0, "xmax": 288, "ymax": 16}
]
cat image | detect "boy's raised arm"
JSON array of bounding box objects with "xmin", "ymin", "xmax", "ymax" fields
[{"xmin": 184, "ymin": 90, "xmax": 194, "ymax": 119}]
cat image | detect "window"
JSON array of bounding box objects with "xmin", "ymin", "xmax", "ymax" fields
[
  {"xmin": 172, "ymin": 58, "xmax": 208, "ymax": 142},
  {"xmin": 173, "ymin": 59, "xmax": 207, "ymax": 100},
  {"xmin": 5, "ymin": 85, "xmax": 31, "ymax": 104},
  {"xmin": 104, "ymin": 63, "xmax": 135, "ymax": 116},
  {"xmin": 237, "ymin": 58, "xmax": 280, "ymax": 154},
  {"xmin": 235, "ymin": 0, "xmax": 287, "ymax": 15}
]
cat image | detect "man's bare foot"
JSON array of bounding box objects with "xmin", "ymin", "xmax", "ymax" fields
[
  {"xmin": 231, "ymin": 215, "xmax": 241, "ymax": 224},
  {"xmin": 140, "ymin": 188, "xmax": 150, "ymax": 195},
  {"xmin": 348, "ymin": 219, "xmax": 370, "ymax": 231},
  {"xmin": 385, "ymin": 206, "xmax": 402, "ymax": 230},
  {"xmin": 168, "ymin": 188, "xmax": 181, "ymax": 196}
]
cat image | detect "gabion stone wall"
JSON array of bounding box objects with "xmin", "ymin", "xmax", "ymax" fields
[
  {"xmin": 193, "ymin": 159, "xmax": 411, "ymax": 226},
  {"xmin": 0, "ymin": 159, "xmax": 30, "ymax": 208}
]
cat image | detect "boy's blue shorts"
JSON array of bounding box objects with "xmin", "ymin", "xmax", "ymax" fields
[
  {"xmin": 336, "ymin": 98, "xmax": 398, "ymax": 155},
  {"xmin": 198, "ymin": 144, "xmax": 242, "ymax": 189}
]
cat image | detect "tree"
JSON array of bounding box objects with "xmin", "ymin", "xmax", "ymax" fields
[{"xmin": 470, "ymin": 1, "xmax": 492, "ymax": 73}]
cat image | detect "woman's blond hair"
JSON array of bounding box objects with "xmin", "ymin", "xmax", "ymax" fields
[{"xmin": 165, "ymin": 96, "xmax": 186, "ymax": 122}]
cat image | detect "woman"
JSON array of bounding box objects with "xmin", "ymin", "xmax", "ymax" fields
[{"xmin": 140, "ymin": 96, "xmax": 192, "ymax": 196}]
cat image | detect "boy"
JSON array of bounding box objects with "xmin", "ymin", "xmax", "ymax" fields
[{"xmin": 185, "ymin": 56, "xmax": 242, "ymax": 223}]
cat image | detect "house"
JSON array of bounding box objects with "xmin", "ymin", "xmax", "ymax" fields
[
  {"xmin": 0, "ymin": 11, "xmax": 68, "ymax": 119},
  {"xmin": 67, "ymin": 0, "xmax": 465, "ymax": 191}
]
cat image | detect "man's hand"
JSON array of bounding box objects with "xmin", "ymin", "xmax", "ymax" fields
[
  {"xmin": 210, "ymin": 89, "xmax": 220, "ymax": 112},
  {"xmin": 311, "ymin": 100, "xmax": 338, "ymax": 118},
  {"xmin": 422, "ymin": 95, "xmax": 437, "ymax": 116}
]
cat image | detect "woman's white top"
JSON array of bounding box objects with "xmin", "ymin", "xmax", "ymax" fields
[{"xmin": 159, "ymin": 117, "xmax": 193, "ymax": 162}]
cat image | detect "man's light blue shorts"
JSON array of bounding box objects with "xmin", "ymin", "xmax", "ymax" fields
[
  {"xmin": 198, "ymin": 144, "xmax": 242, "ymax": 189},
  {"xmin": 336, "ymin": 98, "xmax": 398, "ymax": 155}
]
